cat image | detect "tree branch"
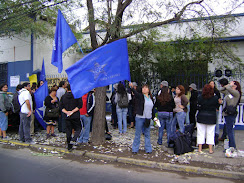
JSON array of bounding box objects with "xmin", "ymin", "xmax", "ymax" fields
[
  {"xmin": 119, "ymin": 0, "xmax": 204, "ymax": 40},
  {"xmin": 87, "ymin": 0, "xmax": 98, "ymax": 50}
]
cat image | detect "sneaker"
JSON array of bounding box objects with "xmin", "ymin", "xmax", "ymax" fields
[
  {"xmin": 46, "ymin": 134, "xmax": 51, "ymax": 139},
  {"xmin": 51, "ymin": 133, "xmax": 56, "ymax": 137}
]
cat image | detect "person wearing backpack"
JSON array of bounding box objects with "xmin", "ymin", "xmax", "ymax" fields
[
  {"xmin": 114, "ymin": 83, "xmax": 131, "ymax": 134},
  {"xmin": 12, "ymin": 84, "xmax": 23, "ymax": 114},
  {"xmin": 0, "ymin": 84, "xmax": 12, "ymax": 139}
]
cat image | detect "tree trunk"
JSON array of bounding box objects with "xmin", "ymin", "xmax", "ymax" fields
[{"xmin": 91, "ymin": 86, "xmax": 107, "ymax": 145}]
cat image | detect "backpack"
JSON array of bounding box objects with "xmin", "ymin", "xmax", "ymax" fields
[
  {"xmin": 173, "ymin": 131, "xmax": 194, "ymax": 155},
  {"xmin": 117, "ymin": 93, "xmax": 128, "ymax": 108},
  {"xmin": 169, "ymin": 131, "xmax": 193, "ymax": 155},
  {"xmin": 12, "ymin": 92, "xmax": 25, "ymax": 113}
]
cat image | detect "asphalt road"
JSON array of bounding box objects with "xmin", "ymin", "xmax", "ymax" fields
[{"xmin": 0, "ymin": 144, "xmax": 240, "ymax": 183}]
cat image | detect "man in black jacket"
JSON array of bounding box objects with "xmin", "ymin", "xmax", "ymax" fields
[
  {"xmin": 189, "ymin": 83, "xmax": 198, "ymax": 127},
  {"xmin": 60, "ymin": 84, "xmax": 83, "ymax": 151}
]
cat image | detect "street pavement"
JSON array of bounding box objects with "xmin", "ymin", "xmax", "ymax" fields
[
  {"xmin": 0, "ymin": 118, "xmax": 244, "ymax": 180},
  {"xmin": 0, "ymin": 145, "xmax": 241, "ymax": 183}
]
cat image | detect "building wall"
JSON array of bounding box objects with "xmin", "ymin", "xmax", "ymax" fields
[
  {"xmin": 8, "ymin": 60, "xmax": 32, "ymax": 93},
  {"xmin": 0, "ymin": 35, "xmax": 32, "ymax": 92},
  {"xmin": 33, "ymin": 36, "xmax": 84, "ymax": 75},
  {"xmin": 0, "ymin": 35, "xmax": 31, "ymax": 63}
]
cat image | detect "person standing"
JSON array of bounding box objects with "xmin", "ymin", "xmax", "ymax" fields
[
  {"xmin": 171, "ymin": 85, "xmax": 188, "ymax": 134},
  {"xmin": 18, "ymin": 82, "xmax": 33, "ymax": 143},
  {"xmin": 78, "ymin": 91, "xmax": 95, "ymax": 144},
  {"xmin": 130, "ymin": 83, "xmax": 154, "ymax": 154},
  {"xmin": 44, "ymin": 87, "xmax": 59, "ymax": 139},
  {"xmin": 209, "ymin": 80, "xmax": 221, "ymax": 143},
  {"xmin": 0, "ymin": 84, "xmax": 12, "ymax": 139},
  {"xmin": 60, "ymin": 84, "xmax": 83, "ymax": 151},
  {"xmin": 155, "ymin": 86, "xmax": 175, "ymax": 146},
  {"xmin": 30, "ymin": 86, "xmax": 36, "ymax": 136},
  {"xmin": 196, "ymin": 84, "xmax": 219, "ymax": 153},
  {"xmin": 115, "ymin": 83, "xmax": 131, "ymax": 134},
  {"xmin": 189, "ymin": 83, "xmax": 198, "ymax": 127},
  {"xmin": 219, "ymin": 81, "xmax": 241, "ymax": 150},
  {"xmin": 128, "ymin": 82, "xmax": 137, "ymax": 128},
  {"xmin": 57, "ymin": 81, "xmax": 67, "ymax": 133}
]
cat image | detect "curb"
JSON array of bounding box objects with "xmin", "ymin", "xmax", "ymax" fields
[{"xmin": 1, "ymin": 139, "xmax": 244, "ymax": 180}]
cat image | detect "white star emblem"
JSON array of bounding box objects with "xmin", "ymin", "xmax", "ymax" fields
[
  {"xmin": 88, "ymin": 62, "xmax": 107, "ymax": 80},
  {"xmin": 36, "ymin": 101, "xmax": 46, "ymax": 119}
]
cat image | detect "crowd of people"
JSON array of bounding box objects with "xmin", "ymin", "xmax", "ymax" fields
[{"xmin": 0, "ymin": 78, "xmax": 242, "ymax": 154}]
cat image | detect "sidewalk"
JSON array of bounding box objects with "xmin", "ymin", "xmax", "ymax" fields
[{"xmin": 1, "ymin": 120, "xmax": 244, "ymax": 180}]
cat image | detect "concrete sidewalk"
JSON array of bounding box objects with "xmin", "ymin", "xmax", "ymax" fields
[{"xmin": 1, "ymin": 126, "xmax": 244, "ymax": 180}]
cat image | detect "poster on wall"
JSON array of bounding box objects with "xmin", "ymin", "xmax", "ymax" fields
[{"xmin": 10, "ymin": 76, "xmax": 20, "ymax": 87}]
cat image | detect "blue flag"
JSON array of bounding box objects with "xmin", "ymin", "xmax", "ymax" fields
[
  {"xmin": 51, "ymin": 9, "xmax": 78, "ymax": 73},
  {"xmin": 40, "ymin": 58, "xmax": 46, "ymax": 81},
  {"xmin": 66, "ymin": 38, "xmax": 131, "ymax": 99},
  {"xmin": 34, "ymin": 81, "xmax": 49, "ymax": 129}
]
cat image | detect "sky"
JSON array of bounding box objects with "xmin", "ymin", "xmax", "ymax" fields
[{"xmin": 66, "ymin": 0, "xmax": 244, "ymax": 31}]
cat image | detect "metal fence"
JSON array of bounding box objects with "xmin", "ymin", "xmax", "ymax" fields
[{"xmin": 167, "ymin": 72, "xmax": 244, "ymax": 94}]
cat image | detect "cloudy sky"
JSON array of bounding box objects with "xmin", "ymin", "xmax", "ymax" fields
[{"xmin": 66, "ymin": 0, "xmax": 244, "ymax": 30}]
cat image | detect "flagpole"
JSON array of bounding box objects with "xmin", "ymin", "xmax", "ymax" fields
[{"xmin": 77, "ymin": 42, "xmax": 85, "ymax": 55}]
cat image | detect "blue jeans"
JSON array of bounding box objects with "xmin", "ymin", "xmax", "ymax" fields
[
  {"xmin": 171, "ymin": 112, "xmax": 186, "ymax": 134},
  {"xmin": 78, "ymin": 115, "xmax": 92, "ymax": 143},
  {"xmin": 225, "ymin": 115, "xmax": 236, "ymax": 148},
  {"xmin": 185, "ymin": 105, "xmax": 190, "ymax": 125},
  {"xmin": 215, "ymin": 111, "xmax": 220, "ymax": 135},
  {"xmin": 116, "ymin": 107, "xmax": 128, "ymax": 133},
  {"xmin": 19, "ymin": 112, "xmax": 32, "ymax": 142},
  {"xmin": 0, "ymin": 111, "xmax": 8, "ymax": 131},
  {"xmin": 157, "ymin": 112, "xmax": 173, "ymax": 145},
  {"xmin": 132, "ymin": 117, "xmax": 152, "ymax": 153}
]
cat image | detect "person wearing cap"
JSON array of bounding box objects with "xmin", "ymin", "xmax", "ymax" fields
[
  {"xmin": 189, "ymin": 83, "xmax": 198, "ymax": 127},
  {"xmin": 158, "ymin": 81, "xmax": 168, "ymax": 96}
]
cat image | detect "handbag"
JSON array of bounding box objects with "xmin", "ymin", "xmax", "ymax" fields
[
  {"xmin": 46, "ymin": 107, "xmax": 59, "ymax": 118},
  {"xmin": 223, "ymin": 105, "xmax": 237, "ymax": 115}
]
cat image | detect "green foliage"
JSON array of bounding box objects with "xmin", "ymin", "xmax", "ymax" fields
[
  {"xmin": 128, "ymin": 30, "xmax": 242, "ymax": 89},
  {"xmin": 0, "ymin": 0, "xmax": 84, "ymax": 38}
]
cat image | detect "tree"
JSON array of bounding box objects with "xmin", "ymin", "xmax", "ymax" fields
[
  {"xmin": 86, "ymin": 0, "xmax": 244, "ymax": 145},
  {"xmin": 1, "ymin": 0, "xmax": 243, "ymax": 145},
  {"xmin": 0, "ymin": 0, "xmax": 83, "ymax": 38}
]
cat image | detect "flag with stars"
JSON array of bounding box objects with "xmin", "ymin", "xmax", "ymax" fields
[
  {"xmin": 66, "ymin": 38, "xmax": 131, "ymax": 99},
  {"xmin": 34, "ymin": 81, "xmax": 49, "ymax": 129}
]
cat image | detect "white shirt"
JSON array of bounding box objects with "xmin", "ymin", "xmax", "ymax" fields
[
  {"xmin": 18, "ymin": 88, "xmax": 33, "ymax": 114},
  {"xmin": 57, "ymin": 87, "xmax": 66, "ymax": 100}
]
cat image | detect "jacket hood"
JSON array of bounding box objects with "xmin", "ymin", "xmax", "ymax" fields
[{"xmin": 66, "ymin": 92, "xmax": 74, "ymax": 99}]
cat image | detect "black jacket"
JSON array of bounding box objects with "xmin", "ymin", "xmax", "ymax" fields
[
  {"xmin": 197, "ymin": 95, "xmax": 219, "ymax": 125},
  {"xmin": 60, "ymin": 92, "xmax": 83, "ymax": 119},
  {"xmin": 44, "ymin": 95, "xmax": 59, "ymax": 121},
  {"xmin": 86, "ymin": 92, "xmax": 95, "ymax": 116},
  {"xmin": 190, "ymin": 90, "xmax": 198, "ymax": 113},
  {"xmin": 155, "ymin": 96, "xmax": 175, "ymax": 112},
  {"xmin": 131, "ymin": 88, "xmax": 154, "ymax": 118}
]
